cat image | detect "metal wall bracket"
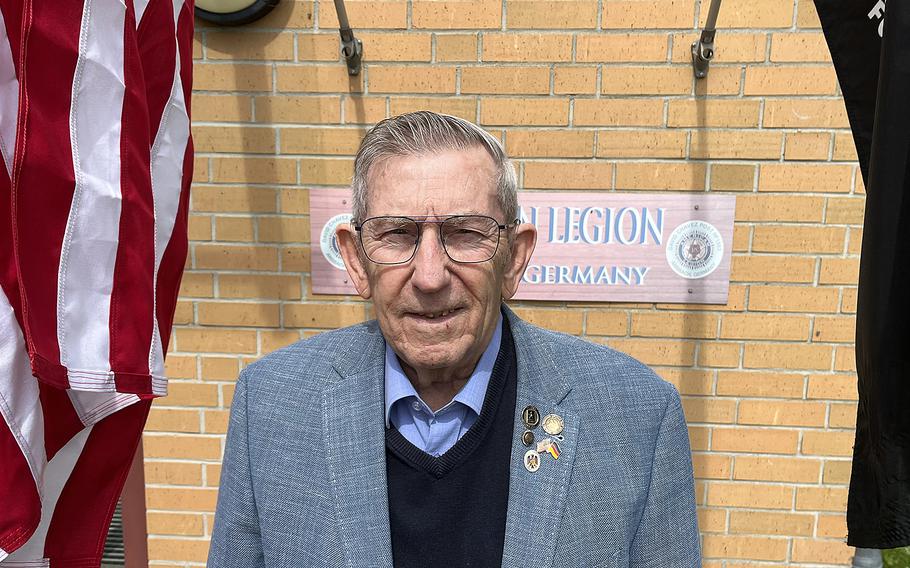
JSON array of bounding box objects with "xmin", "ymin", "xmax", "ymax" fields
[
  {"xmin": 691, "ymin": 0, "xmax": 723, "ymax": 79},
  {"xmin": 334, "ymin": 0, "xmax": 363, "ymax": 75}
]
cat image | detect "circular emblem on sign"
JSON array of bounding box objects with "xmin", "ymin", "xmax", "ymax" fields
[
  {"xmin": 320, "ymin": 213, "xmax": 353, "ymax": 270},
  {"xmin": 665, "ymin": 220, "xmax": 724, "ymax": 279}
]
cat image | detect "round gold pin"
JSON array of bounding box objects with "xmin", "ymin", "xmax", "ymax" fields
[
  {"xmin": 542, "ymin": 414, "xmax": 564, "ymax": 436},
  {"xmin": 522, "ymin": 405, "xmax": 540, "ymax": 429},
  {"xmin": 521, "ymin": 430, "xmax": 535, "ymax": 447},
  {"xmin": 523, "ymin": 449, "xmax": 541, "ymax": 472}
]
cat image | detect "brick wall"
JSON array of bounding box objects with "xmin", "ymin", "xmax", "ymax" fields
[{"xmin": 144, "ymin": 0, "xmax": 863, "ymax": 564}]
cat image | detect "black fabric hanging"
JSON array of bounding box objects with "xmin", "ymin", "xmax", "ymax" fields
[{"xmin": 814, "ymin": 0, "xmax": 910, "ymax": 548}]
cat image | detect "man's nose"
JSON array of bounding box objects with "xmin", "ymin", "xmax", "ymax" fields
[{"xmin": 410, "ymin": 225, "xmax": 451, "ymax": 292}]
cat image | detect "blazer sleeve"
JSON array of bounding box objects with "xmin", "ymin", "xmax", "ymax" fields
[
  {"xmin": 208, "ymin": 370, "xmax": 266, "ymax": 568},
  {"xmin": 629, "ymin": 387, "xmax": 701, "ymax": 567}
]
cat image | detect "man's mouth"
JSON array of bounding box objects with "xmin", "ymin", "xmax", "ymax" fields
[{"xmin": 410, "ymin": 306, "xmax": 463, "ymax": 319}]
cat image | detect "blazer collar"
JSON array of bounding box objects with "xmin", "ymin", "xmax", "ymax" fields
[{"xmin": 324, "ymin": 307, "xmax": 576, "ymax": 568}]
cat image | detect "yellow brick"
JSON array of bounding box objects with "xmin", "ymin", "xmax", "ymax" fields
[
  {"xmin": 816, "ymin": 513, "xmax": 847, "ymax": 540},
  {"xmin": 295, "ymin": 34, "xmax": 340, "ymax": 61},
  {"xmin": 606, "ymin": 339, "xmax": 696, "ymax": 366},
  {"xmin": 792, "ymin": 539, "xmax": 854, "ymax": 564},
  {"xmin": 461, "ymin": 66, "xmax": 550, "ymax": 94},
  {"xmin": 193, "ymin": 187, "xmax": 277, "ymax": 214},
  {"xmin": 507, "ymin": 130, "xmax": 594, "ymax": 158},
  {"xmin": 732, "ymin": 226, "xmax": 749, "ymax": 253},
  {"xmin": 752, "ymin": 226, "xmax": 845, "ymax": 254},
  {"xmin": 712, "ymin": 427, "xmax": 799, "ymax": 454},
  {"xmin": 194, "ymin": 64, "xmax": 272, "ymax": 92},
  {"xmin": 689, "ymin": 426, "xmax": 710, "ymax": 451},
  {"xmin": 823, "ymin": 460, "xmax": 852, "ymax": 484},
  {"xmin": 796, "ymin": 486, "xmax": 849, "ymax": 511},
  {"xmin": 700, "ymin": 0, "xmax": 793, "ymax": 28},
  {"xmin": 200, "ymin": 357, "xmax": 239, "ymax": 381},
  {"xmin": 480, "ymin": 98, "xmax": 569, "ymax": 126},
  {"xmin": 553, "ymin": 66, "xmax": 597, "ymax": 95},
  {"xmin": 282, "ymin": 247, "xmax": 312, "ymax": 272},
  {"xmin": 743, "ymin": 343, "xmax": 832, "ymax": 371},
  {"xmin": 667, "ymin": 99, "xmax": 761, "ymax": 128},
  {"xmin": 763, "ymin": 99, "xmax": 849, "ymax": 128},
  {"xmin": 279, "ymin": 189, "xmax": 309, "ymax": 215},
  {"xmin": 147, "ymin": 538, "xmax": 212, "ymax": 563},
  {"xmin": 603, "ymin": 0, "xmax": 695, "ymax": 29},
  {"xmin": 690, "ymin": 130, "xmax": 782, "ymax": 160},
  {"xmin": 219, "ymin": 274, "xmax": 302, "ymax": 301},
  {"xmin": 748, "ymin": 285, "xmax": 840, "ymax": 313},
  {"xmin": 601, "ymin": 66, "xmax": 691, "ymax": 95},
  {"xmin": 146, "ymin": 408, "xmax": 200, "ymax": 433},
  {"xmin": 631, "ymin": 313, "xmax": 718, "ymax": 339},
  {"xmin": 207, "ymin": 31, "xmax": 296, "ymax": 61},
  {"xmin": 180, "ymin": 273, "xmax": 214, "ymax": 299},
  {"xmin": 720, "ymin": 314, "xmax": 810, "ymax": 341},
  {"xmin": 616, "ymin": 162, "xmax": 707, "ymax": 190},
  {"xmin": 833, "ymin": 131, "xmax": 859, "ymax": 161},
  {"xmin": 745, "ymin": 65, "xmax": 838, "ymax": 95},
  {"xmin": 670, "ymin": 33, "xmax": 767, "ymax": 64},
  {"xmin": 730, "ymin": 255, "xmax": 815, "ymax": 283},
  {"xmin": 506, "ymin": 1, "xmax": 597, "ymax": 28},
  {"xmin": 157, "ymin": 382, "xmax": 220, "ymax": 407},
  {"xmin": 482, "ymin": 33, "xmax": 572, "ymax": 62},
  {"xmin": 597, "ymin": 129, "xmax": 686, "ymax": 159},
  {"xmin": 690, "ymin": 453, "xmax": 730, "ymax": 480},
  {"xmin": 210, "ymin": 157, "xmax": 297, "ymax": 184},
  {"xmin": 144, "ymin": 435, "xmax": 222, "ymax": 460},
  {"xmin": 188, "ymin": 215, "xmax": 212, "ymax": 241},
  {"xmin": 729, "ymin": 511, "xmax": 814, "ymax": 536},
  {"xmin": 522, "ymin": 160, "xmax": 613, "ymax": 189},
  {"xmin": 842, "ymin": 288, "xmax": 857, "ymax": 313},
  {"xmin": 204, "ymin": 410, "xmax": 230, "ymax": 434},
  {"xmin": 697, "ymin": 342, "xmax": 741, "ymax": 368},
  {"xmin": 826, "ymin": 197, "xmax": 865, "ymax": 225},
  {"xmin": 796, "ymin": 0, "xmax": 821, "ymax": 27},
  {"xmin": 837, "ymin": 346, "xmax": 856, "ymax": 372},
  {"xmin": 717, "ymin": 371, "xmax": 806, "ymax": 398},
  {"xmin": 738, "ymin": 400, "xmax": 826, "ymax": 427},
  {"xmin": 694, "ymin": 66, "xmax": 743, "ymax": 96},
  {"xmin": 829, "ymin": 403, "xmax": 857, "ymax": 428},
  {"xmin": 681, "ymin": 398, "xmax": 736, "ymax": 424},
  {"xmin": 659, "ymin": 369, "xmax": 714, "ymax": 396},
  {"xmin": 369, "ymin": 65, "xmax": 456, "ymax": 94},
  {"xmin": 808, "ymin": 374, "xmax": 857, "ymax": 401},
  {"xmin": 281, "ymin": 127, "xmax": 365, "ymax": 155},
  {"xmin": 146, "ymin": 512, "xmax": 204, "ymax": 537},
  {"xmin": 192, "ymin": 94, "xmax": 253, "ymax": 122},
  {"xmin": 164, "ymin": 355, "xmax": 197, "ymax": 380},
  {"xmin": 214, "ymin": 217, "xmax": 255, "ymax": 242},
  {"xmin": 574, "ymin": 99, "xmax": 664, "ymax": 127},
  {"xmin": 300, "ymin": 157, "xmax": 355, "ymax": 185},
  {"xmin": 318, "ymin": 1, "xmax": 407, "ymax": 29},
  {"xmin": 358, "ymin": 33, "xmax": 432, "ymax": 62},
  {"xmin": 343, "ymin": 96, "xmax": 391, "ymax": 124},
  {"xmin": 735, "ymin": 194, "xmax": 824, "ymax": 223},
  {"xmin": 698, "ymin": 509, "xmax": 727, "ymax": 533},
  {"xmin": 576, "ymin": 33, "xmax": 668, "ymax": 62},
  {"xmin": 195, "ymin": 244, "xmax": 279, "ymax": 271},
  {"xmin": 847, "ymin": 227, "xmax": 863, "ymax": 254},
  {"xmin": 197, "ymin": 302, "xmax": 280, "ymax": 328},
  {"xmin": 510, "ymin": 308, "xmax": 584, "ymax": 334},
  {"xmin": 801, "ymin": 431, "xmax": 854, "ymax": 457},
  {"xmin": 284, "ymin": 303, "xmax": 368, "ymax": 328},
  {"xmin": 389, "ymin": 97, "xmax": 477, "ymax": 121},
  {"xmin": 146, "ymin": 488, "xmax": 219, "ymax": 512},
  {"xmin": 584, "ymin": 311, "xmax": 628, "ymax": 335},
  {"xmin": 412, "ymin": 1, "xmax": 501, "ymax": 29},
  {"xmin": 244, "ymin": 0, "xmax": 314, "ymax": 28},
  {"xmin": 144, "ymin": 461, "xmax": 203, "ymax": 486},
  {"xmin": 784, "ymin": 131, "xmax": 831, "ymax": 161},
  {"xmin": 205, "ymin": 463, "xmax": 223, "ymax": 485},
  {"xmin": 174, "ymin": 329, "xmax": 257, "ymax": 354},
  {"xmin": 277, "ymin": 66, "xmax": 364, "ymax": 93},
  {"xmin": 710, "ymin": 164, "xmax": 755, "ymax": 191},
  {"xmin": 812, "ymin": 316, "xmax": 855, "ymax": 343},
  {"xmin": 428, "ymin": 34, "xmax": 475, "ymax": 65},
  {"xmin": 770, "ymin": 32, "xmax": 831, "ymax": 63},
  {"xmin": 707, "ymin": 482, "xmax": 793, "ymax": 509},
  {"xmin": 261, "ymin": 329, "xmax": 304, "ymax": 353},
  {"xmin": 254, "ymin": 95, "xmax": 341, "ymax": 124}
]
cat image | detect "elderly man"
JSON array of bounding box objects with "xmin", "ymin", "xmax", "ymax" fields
[{"xmin": 209, "ymin": 111, "xmax": 700, "ymax": 567}]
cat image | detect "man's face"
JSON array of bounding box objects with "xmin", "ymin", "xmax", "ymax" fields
[{"xmin": 337, "ymin": 147, "xmax": 536, "ymax": 377}]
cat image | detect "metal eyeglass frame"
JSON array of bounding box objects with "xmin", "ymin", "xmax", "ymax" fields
[{"xmin": 353, "ymin": 214, "xmax": 520, "ymax": 265}]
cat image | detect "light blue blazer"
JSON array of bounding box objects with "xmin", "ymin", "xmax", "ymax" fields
[{"xmin": 209, "ymin": 306, "xmax": 700, "ymax": 567}]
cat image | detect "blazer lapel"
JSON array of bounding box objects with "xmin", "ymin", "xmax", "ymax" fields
[
  {"xmin": 323, "ymin": 323, "xmax": 394, "ymax": 568},
  {"xmin": 501, "ymin": 308, "xmax": 578, "ymax": 568}
]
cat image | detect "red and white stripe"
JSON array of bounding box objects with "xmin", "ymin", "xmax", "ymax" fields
[{"xmin": 0, "ymin": 0, "xmax": 193, "ymax": 564}]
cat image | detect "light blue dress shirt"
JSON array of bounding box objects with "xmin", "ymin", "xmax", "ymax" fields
[{"xmin": 384, "ymin": 316, "xmax": 502, "ymax": 457}]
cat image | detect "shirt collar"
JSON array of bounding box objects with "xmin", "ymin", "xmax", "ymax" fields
[{"xmin": 384, "ymin": 314, "xmax": 503, "ymax": 427}]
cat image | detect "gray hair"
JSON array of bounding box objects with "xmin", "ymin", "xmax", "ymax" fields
[{"xmin": 351, "ymin": 111, "xmax": 518, "ymax": 224}]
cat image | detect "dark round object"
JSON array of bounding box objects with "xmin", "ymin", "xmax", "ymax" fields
[{"xmin": 195, "ymin": 0, "xmax": 280, "ymax": 26}]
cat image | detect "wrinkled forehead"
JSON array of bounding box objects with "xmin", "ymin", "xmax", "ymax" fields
[{"xmin": 364, "ymin": 148, "xmax": 501, "ymax": 217}]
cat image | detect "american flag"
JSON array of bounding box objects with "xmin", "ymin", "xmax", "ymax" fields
[{"xmin": 0, "ymin": 0, "xmax": 193, "ymax": 564}]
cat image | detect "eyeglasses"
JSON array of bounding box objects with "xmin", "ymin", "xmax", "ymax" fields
[{"xmin": 354, "ymin": 215, "xmax": 518, "ymax": 265}]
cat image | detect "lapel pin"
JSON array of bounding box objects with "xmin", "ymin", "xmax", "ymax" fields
[
  {"xmin": 521, "ymin": 430, "xmax": 535, "ymax": 447},
  {"xmin": 523, "ymin": 449, "xmax": 541, "ymax": 472},
  {"xmin": 536, "ymin": 438, "xmax": 561, "ymax": 460},
  {"xmin": 522, "ymin": 405, "xmax": 541, "ymax": 430},
  {"xmin": 542, "ymin": 414, "xmax": 564, "ymax": 436}
]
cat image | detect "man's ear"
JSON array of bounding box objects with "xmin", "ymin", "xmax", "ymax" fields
[
  {"xmin": 336, "ymin": 223, "xmax": 372, "ymax": 299},
  {"xmin": 501, "ymin": 223, "xmax": 537, "ymax": 299}
]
